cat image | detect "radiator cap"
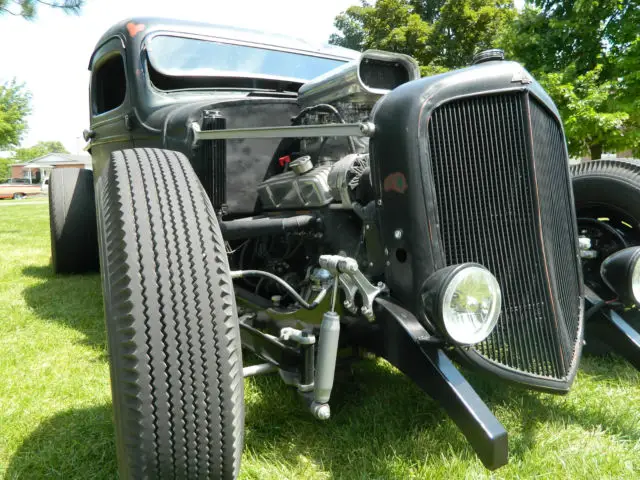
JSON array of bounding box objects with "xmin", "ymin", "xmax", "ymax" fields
[{"xmin": 472, "ymin": 49, "xmax": 505, "ymax": 65}]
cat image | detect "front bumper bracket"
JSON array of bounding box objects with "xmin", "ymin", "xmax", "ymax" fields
[{"xmin": 350, "ymin": 297, "xmax": 508, "ymax": 470}]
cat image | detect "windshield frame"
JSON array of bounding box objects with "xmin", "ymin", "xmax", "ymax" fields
[{"xmin": 142, "ymin": 31, "xmax": 353, "ymax": 90}]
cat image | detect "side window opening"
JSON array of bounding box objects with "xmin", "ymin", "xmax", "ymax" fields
[{"xmin": 93, "ymin": 53, "xmax": 126, "ymax": 115}]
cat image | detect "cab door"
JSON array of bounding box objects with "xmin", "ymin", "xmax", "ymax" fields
[{"xmin": 88, "ymin": 36, "xmax": 133, "ymax": 180}]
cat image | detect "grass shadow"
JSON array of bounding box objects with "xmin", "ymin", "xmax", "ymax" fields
[
  {"xmin": 465, "ymin": 357, "xmax": 640, "ymax": 458},
  {"xmin": 241, "ymin": 354, "xmax": 640, "ymax": 477},
  {"xmin": 242, "ymin": 358, "xmax": 474, "ymax": 478},
  {"xmin": 5, "ymin": 405, "xmax": 117, "ymax": 480},
  {"xmin": 21, "ymin": 264, "xmax": 106, "ymax": 353},
  {"xmin": 6, "ymin": 347, "xmax": 639, "ymax": 479}
]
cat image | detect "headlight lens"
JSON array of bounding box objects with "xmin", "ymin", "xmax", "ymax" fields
[{"xmin": 440, "ymin": 266, "xmax": 502, "ymax": 345}]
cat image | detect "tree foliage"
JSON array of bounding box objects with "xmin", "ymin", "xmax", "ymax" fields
[
  {"xmin": 330, "ymin": 0, "xmax": 639, "ymax": 158},
  {"xmin": 539, "ymin": 66, "xmax": 633, "ymax": 159},
  {"xmin": 13, "ymin": 140, "xmax": 68, "ymax": 161},
  {"xmin": 0, "ymin": 157, "xmax": 13, "ymax": 182},
  {"xmin": 329, "ymin": 0, "xmax": 515, "ymax": 75},
  {"xmin": 0, "ymin": 0, "xmax": 83, "ymax": 19},
  {"xmin": 503, "ymin": 1, "xmax": 639, "ymax": 157},
  {"xmin": 0, "ymin": 79, "xmax": 31, "ymax": 151}
]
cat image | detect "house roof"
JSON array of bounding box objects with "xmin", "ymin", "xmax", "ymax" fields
[{"xmin": 13, "ymin": 153, "xmax": 92, "ymax": 168}]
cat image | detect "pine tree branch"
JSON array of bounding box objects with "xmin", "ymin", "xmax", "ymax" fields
[{"xmin": 0, "ymin": 5, "xmax": 20, "ymax": 15}]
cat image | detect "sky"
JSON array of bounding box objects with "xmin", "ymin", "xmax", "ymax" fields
[
  {"xmin": 0, "ymin": 0, "xmax": 359, "ymax": 155},
  {"xmin": 0, "ymin": 0, "xmax": 525, "ymax": 156}
]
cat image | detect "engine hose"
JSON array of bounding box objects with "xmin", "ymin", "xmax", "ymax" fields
[{"xmin": 230, "ymin": 269, "xmax": 329, "ymax": 310}]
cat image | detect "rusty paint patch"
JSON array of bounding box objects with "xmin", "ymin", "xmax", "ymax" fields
[
  {"xmin": 383, "ymin": 172, "xmax": 408, "ymax": 194},
  {"xmin": 127, "ymin": 22, "xmax": 146, "ymax": 38}
]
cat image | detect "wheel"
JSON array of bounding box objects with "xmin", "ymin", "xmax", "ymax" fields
[
  {"xmin": 96, "ymin": 148, "xmax": 244, "ymax": 479},
  {"xmin": 48, "ymin": 168, "xmax": 99, "ymax": 274},
  {"xmin": 12, "ymin": 192, "xmax": 25, "ymax": 199},
  {"xmin": 571, "ymin": 160, "xmax": 640, "ymax": 353},
  {"xmin": 571, "ymin": 159, "xmax": 640, "ymax": 260}
]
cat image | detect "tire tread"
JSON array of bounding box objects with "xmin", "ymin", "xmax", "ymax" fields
[{"xmin": 98, "ymin": 148, "xmax": 244, "ymax": 479}]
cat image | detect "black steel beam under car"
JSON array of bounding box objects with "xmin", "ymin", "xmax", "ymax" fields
[
  {"xmin": 239, "ymin": 322, "xmax": 302, "ymax": 372},
  {"xmin": 349, "ymin": 297, "xmax": 508, "ymax": 470},
  {"xmin": 584, "ymin": 287, "xmax": 640, "ymax": 371}
]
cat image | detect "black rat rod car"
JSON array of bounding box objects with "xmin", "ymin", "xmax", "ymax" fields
[{"xmin": 48, "ymin": 16, "xmax": 640, "ymax": 478}]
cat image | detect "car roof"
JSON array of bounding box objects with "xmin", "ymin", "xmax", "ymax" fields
[{"xmin": 91, "ymin": 16, "xmax": 361, "ymax": 69}]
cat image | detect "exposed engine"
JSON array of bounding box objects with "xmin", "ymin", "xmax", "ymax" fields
[
  {"xmin": 230, "ymin": 50, "xmax": 419, "ymax": 310},
  {"xmin": 257, "ymin": 49, "xmax": 419, "ymax": 212}
]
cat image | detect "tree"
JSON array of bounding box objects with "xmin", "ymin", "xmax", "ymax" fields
[
  {"xmin": 329, "ymin": 0, "xmax": 515, "ymax": 75},
  {"xmin": 0, "ymin": 0, "xmax": 83, "ymax": 19},
  {"xmin": 13, "ymin": 140, "xmax": 68, "ymax": 161},
  {"xmin": 429, "ymin": 0, "xmax": 515, "ymax": 71},
  {"xmin": 0, "ymin": 79, "xmax": 31, "ymax": 151},
  {"xmin": 503, "ymin": 1, "xmax": 640, "ymax": 158},
  {"xmin": 539, "ymin": 66, "xmax": 634, "ymax": 158},
  {"xmin": 330, "ymin": 0, "xmax": 639, "ymax": 158},
  {"xmin": 0, "ymin": 156, "xmax": 12, "ymax": 182}
]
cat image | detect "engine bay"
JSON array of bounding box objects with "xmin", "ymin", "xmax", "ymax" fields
[{"xmin": 221, "ymin": 50, "xmax": 419, "ymax": 315}]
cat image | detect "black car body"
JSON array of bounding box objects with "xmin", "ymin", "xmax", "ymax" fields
[{"xmin": 47, "ymin": 16, "xmax": 640, "ymax": 478}]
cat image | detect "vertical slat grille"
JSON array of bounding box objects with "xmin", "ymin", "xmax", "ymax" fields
[
  {"xmin": 202, "ymin": 111, "xmax": 227, "ymax": 212},
  {"xmin": 529, "ymin": 99, "xmax": 582, "ymax": 370},
  {"xmin": 427, "ymin": 92, "xmax": 581, "ymax": 380}
]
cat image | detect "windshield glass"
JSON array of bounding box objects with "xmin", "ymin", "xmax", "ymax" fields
[{"xmin": 147, "ymin": 35, "xmax": 347, "ymax": 82}]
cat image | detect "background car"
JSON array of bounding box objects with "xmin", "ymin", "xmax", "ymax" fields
[{"xmin": 0, "ymin": 178, "xmax": 42, "ymax": 199}]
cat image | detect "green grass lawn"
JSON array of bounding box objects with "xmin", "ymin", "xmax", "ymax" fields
[{"xmin": 1, "ymin": 201, "xmax": 640, "ymax": 479}]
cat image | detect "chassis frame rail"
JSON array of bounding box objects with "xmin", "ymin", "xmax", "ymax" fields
[
  {"xmin": 584, "ymin": 287, "xmax": 640, "ymax": 370},
  {"xmin": 240, "ymin": 322, "xmax": 302, "ymax": 372}
]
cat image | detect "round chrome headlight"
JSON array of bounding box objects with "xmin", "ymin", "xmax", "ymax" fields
[
  {"xmin": 421, "ymin": 264, "xmax": 502, "ymax": 346},
  {"xmin": 440, "ymin": 266, "xmax": 502, "ymax": 345}
]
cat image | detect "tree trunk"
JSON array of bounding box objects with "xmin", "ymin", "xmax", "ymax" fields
[{"xmin": 590, "ymin": 144, "xmax": 603, "ymax": 161}]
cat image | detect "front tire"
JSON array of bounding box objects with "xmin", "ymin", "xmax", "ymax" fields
[{"xmin": 96, "ymin": 148, "xmax": 244, "ymax": 479}]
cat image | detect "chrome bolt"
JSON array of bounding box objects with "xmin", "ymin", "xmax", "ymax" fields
[
  {"xmin": 344, "ymin": 300, "xmax": 356, "ymax": 313},
  {"xmin": 359, "ymin": 121, "xmax": 376, "ymax": 136},
  {"xmin": 394, "ymin": 229, "xmax": 403, "ymax": 240},
  {"xmin": 376, "ymin": 199, "xmax": 383, "ymax": 206}
]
